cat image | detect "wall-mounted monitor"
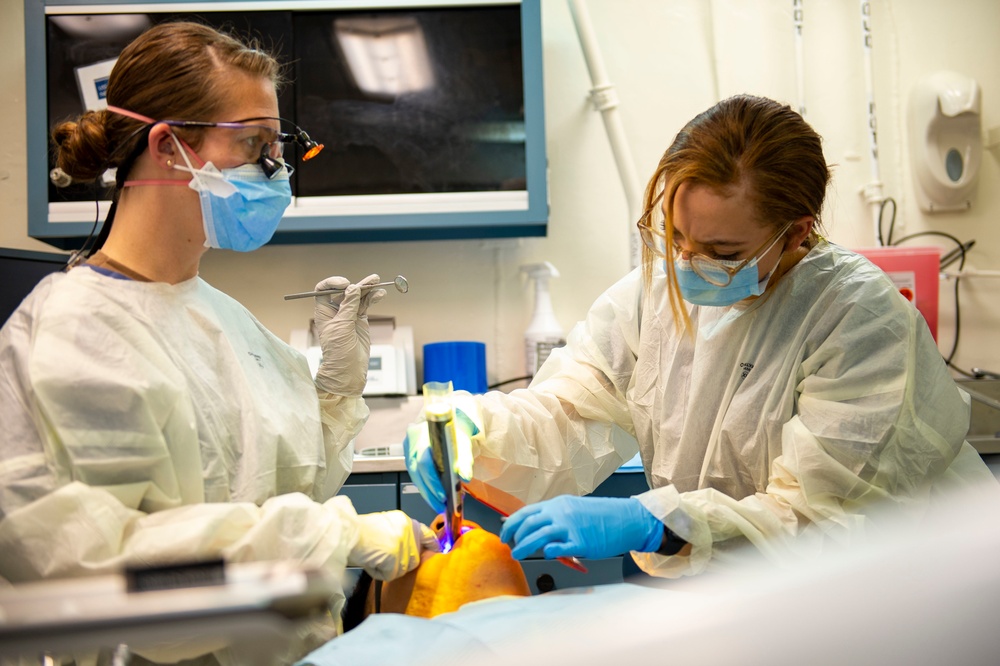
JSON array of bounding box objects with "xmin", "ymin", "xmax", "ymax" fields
[
  {"xmin": 0, "ymin": 248, "xmax": 71, "ymax": 326},
  {"xmin": 25, "ymin": 0, "xmax": 548, "ymax": 249}
]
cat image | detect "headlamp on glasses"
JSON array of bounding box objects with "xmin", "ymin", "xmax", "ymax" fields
[
  {"xmin": 159, "ymin": 117, "xmax": 325, "ymax": 180},
  {"xmin": 258, "ymin": 127, "xmax": 325, "ymax": 175}
]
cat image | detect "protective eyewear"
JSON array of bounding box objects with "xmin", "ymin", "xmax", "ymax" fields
[
  {"xmin": 637, "ymin": 210, "xmax": 794, "ymax": 287},
  {"xmin": 158, "ymin": 117, "xmax": 324, "ymax": 179}
]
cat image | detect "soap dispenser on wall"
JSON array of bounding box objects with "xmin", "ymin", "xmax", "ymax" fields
[{"xmin": 908, "ymin": 70, "xmax": 982, "ymax": 213}]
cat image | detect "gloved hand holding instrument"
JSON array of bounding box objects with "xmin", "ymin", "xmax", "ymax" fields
[
  {"xmin": 466, "ymin": 486, "xmax": 589, "ymax": 573},
  {"xmin": 498, "ymin": 495, "xmax": 664, "ymax": 561},
  {"xmin": 403, "ymin": 389, "xmax": 588, "ymax": 572},
  {"xmin": 282, "ymin": 272, "xmax": 410, "ymax": 395},
  {"xmin": 348, "ymin": 509, "xmax": 440, "ymax": 581},
  {"xmin": 404, "ymin": 400, "xmax": 479, "ymax": 515},
  {"xmin": 413, "ymin": 382, "xmax": 472, "ymax": 553},
  {"xmin": 310, "ymin": 273, "xmax": 386, "ymax": 397}
]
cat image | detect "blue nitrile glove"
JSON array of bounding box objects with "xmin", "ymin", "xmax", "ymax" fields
[
  {"xmin": 403, "ymin": 408, "xmax": 479, "ymax": 514},
  {"xmin": 499, "ymin": 495, "xmax": 664, "ymax": 561}
]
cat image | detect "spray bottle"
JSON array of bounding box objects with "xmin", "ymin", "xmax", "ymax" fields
[{"xmin": 520, "ymin": 262, "xmax": 566, "ymax": 377}]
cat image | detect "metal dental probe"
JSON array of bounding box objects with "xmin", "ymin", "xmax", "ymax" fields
[{"xmin": 283, "ymin": 275, "xmax": 408, "ymax": 300}]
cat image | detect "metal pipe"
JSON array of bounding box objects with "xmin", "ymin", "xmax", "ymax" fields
[
  {"xmin": 859, "ymin": 0, "xmax": 885, "ymax": 244},
  {"xmin": 793, "ymin": 0, "xmax": 806, "ymax": 116},
  {"xmin": 567, "ymin": 0, "xmax": 644, "ymax": 269}
]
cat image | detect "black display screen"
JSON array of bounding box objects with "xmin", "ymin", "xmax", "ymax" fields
[
  {"xmin": 44, "ymin": 6, "xmax": 525, "ymax": 200},
  {"xmin": 0, "ymin": 248, "xmax": 71, "ymax": 326},
  {"xmin": 293, "ymin": 7, "xmax": 524, "ymax": 197}
]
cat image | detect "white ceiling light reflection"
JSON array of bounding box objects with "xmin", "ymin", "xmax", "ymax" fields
[
  {"xmin": 49, "ymin": 15, "xmax": 151, "ymax": 41},
  {"xmin": 333, "ymin": 16, "xmax": 435, "ymax": 96}
]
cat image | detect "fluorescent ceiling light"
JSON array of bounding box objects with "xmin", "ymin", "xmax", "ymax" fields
[
  {"xmin": 334, "ymin": 16, "xmax": 435, "ymax": 96},
  {"xmin": 49, "ymin": 15, "xmax": 151, "ymax": 40}
]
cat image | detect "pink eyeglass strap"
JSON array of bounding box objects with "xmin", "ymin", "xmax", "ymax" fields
[
  {"xmin": 107, "ymin": 105, "xmax": 207, "ymax": 171},
  {"xmin": 106, "ymin": 105, "xmax": 155, "ymax": 123},
  {"xmin": 123, "ymin": 179, "xmax": 190, "ymax": 187}
]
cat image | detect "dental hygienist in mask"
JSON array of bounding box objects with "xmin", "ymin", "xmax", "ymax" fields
[
  {"xmin": 405, "ymin": 95, "xmax": 996, "ymax": 578},
  {"xmin": 0, "ymin": 22, "xmax": 437, "ymax": 664}
]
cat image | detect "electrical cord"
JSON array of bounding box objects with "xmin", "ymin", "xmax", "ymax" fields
[
  {"xmin": 65, "ymin": 123, "xmax": 153, "ymax": 269},
  {"xmin": 65, "ymin": 181, "xmax": 104, "ymax": 270},
  {"xmin": 877, "ymin": 197, "xmax": 898, "ymax": 246},
  {"xmin": 488, "ymin": 375, "xmax": 533, "ymax": 390},
  {"xmin": 889, "ymin": 229, "xmax": 966, "ymax": 368},
  {"xmin": 880, "ymin": 202, "xmax": 998, "ymax": 379}
]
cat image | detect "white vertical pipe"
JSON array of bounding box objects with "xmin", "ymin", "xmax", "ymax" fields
[
  {"xmin": 704, "ymin": 0, "xmax": 722, "ymax": 104},
  {"xmin": 567, "ymin": 0, "xmax": 644, "ymax": 270},
  {"xmin": 793, "ymin": 0, "xmax": 806, "ymax": 116},
  {"xmin": 859, "ymin": 0, "xmax": 885, "ymax": 244}
]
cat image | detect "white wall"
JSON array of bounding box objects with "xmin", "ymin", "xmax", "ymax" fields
[{"xmin": 2, "ymin": 0, "xmax": 999, "ymax": 386}]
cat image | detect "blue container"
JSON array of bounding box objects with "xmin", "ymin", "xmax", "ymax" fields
[{"xmin": 423, "ymin": 341, "xmax": 488, "ymax": 394}]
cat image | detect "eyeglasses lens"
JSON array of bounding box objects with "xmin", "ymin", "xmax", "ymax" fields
[
  {"xmin": 265, "ymin": 140, "xmax": 285, "ymax": 159},
  {"xmin": 688, "ymin": 256, "xmax": 733, "ymax": 286},
  {"xmin": 638, "ymin": 215, "xmax": 668, "ymax": 256}
]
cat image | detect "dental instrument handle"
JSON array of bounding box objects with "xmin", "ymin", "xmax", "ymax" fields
[
  {"xmin": 283, "ymin": 275, "xmax": 408, "ymax": 300},
  {"xmin": 423, "ymin": 381, "xmax": 463, "ymax": 551},
  {"xmin": 284, "ymin": 283, "xmax": 391, "ymax": 300},
  {"xmin": 427, "ymin": 415, "xmax": 463, "ymax": 550}
]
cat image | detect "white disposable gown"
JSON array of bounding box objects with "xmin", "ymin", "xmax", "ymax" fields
[
  {"xmin": 0, "ymin": 267, "xmax": 384, "ymax": 663},
  {"xmin": 467, "ymin": 241, "xmax": 996, "ymax": 577}
]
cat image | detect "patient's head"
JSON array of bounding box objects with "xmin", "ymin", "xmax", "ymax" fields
[{"xmin": 343, "ymin": 518, "xmax": 531, "ymax": 629}]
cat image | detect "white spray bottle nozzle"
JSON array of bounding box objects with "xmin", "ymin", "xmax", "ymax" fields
[
  {"xmin": 520, "ymin": 261, "xmax": 560, "ymax": 280},
  {"xmin": 520, "ymin": 262, "xmax": 560, "ymax": 304}
]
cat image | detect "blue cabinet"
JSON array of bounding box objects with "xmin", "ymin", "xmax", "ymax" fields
[
  {"xmin": 520, "ymin": 557, "xmax": 624, "ymax": 595},
  {"xmin": 337, "ymin": 483, "xmax": 398, "ymax": 517}
]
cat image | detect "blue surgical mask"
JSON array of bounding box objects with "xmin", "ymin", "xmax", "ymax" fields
[
  {"xmin": 172, "ymin": 133, "xmax": 291, "ymax": 252},
  {"xmin": 674, "ymin": 257, "xmax": 776, "ymax": 307},
  {"xmin": 120, "ymin": 130, "xmax": 292, "ymax": 252},
  {"xmin": 185, "ymin": 162, "xmax": 290, "ymax": 252}
]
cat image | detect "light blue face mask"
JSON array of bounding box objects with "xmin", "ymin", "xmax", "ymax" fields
[
  {"xmin": 181, "ymin": 161, "xmax": 291, "ymax": 252},
  {"xmin": 170, "ymin": 133, "xmax": 292, "ymax": 252},
  {"xmin": 672, "ymin": 219, "xmax": 793, "ymax": 307},
  {"xmin": 674, "ymin": 257, "xmax": 776, "ymax": 307}
]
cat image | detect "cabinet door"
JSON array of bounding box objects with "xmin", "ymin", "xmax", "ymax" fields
[
  {"xmin": 519, "ymin": 558, "xmax": 623, "ymax": 595},
  {"xmin": 399, "ymin": 481, "xmax": 439, "ymax": 527},
  {"xmin": 591, "ymin": 470, "xmax": 650, "ymax": 498},
  {"xmin": 460, "ymin": 495, "xmax": 506, "ymax": 535},
  {"xmin": 337, "ymin": 483, "xmax": 398, "ymax": 515},
  {"xmin": 399, "ymin": 481, "xmax": 510, "ymax": 535}
]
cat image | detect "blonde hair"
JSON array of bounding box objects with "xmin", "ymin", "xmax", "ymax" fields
[{"xmin": 640, "ymin": 95, "xmax": 831, "ymax": 331}]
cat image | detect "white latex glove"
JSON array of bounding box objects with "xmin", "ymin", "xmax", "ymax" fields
[
  {"xmin": 349, "ymin": 510, "xmax": 440, "ymax": 581},
  {"xmin": 313, "ymin": 274, "xmax": 386, "ymax": 396}
]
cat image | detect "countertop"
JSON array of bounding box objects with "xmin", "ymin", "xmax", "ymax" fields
[
  {"xmin": 349, "ymin": 453, "xmax": 646, "ymax": 475},
  {"xmin": 351, "ymin": 456, "xmax": 407, "ymax": 474}
]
